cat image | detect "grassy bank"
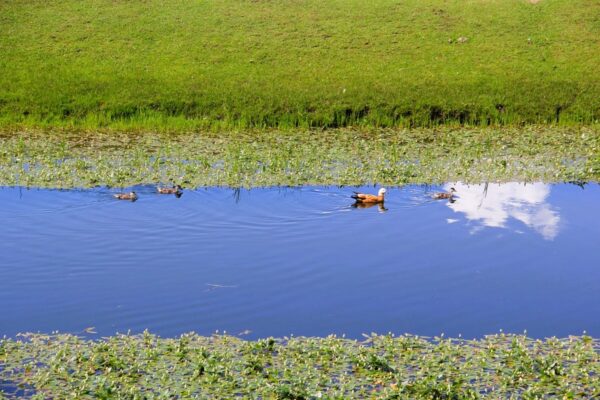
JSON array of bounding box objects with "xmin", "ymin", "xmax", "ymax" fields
[
  {"xmin": 0, "ymin": 127, "xmax": 598, "ymax": 188},
  {"xmin": 1, "ymin": 332, "xmax": 598, "ymax": 399},
  {"xmin": 1, "ymin": 0, "xmax": 599, "ymax": 130}
]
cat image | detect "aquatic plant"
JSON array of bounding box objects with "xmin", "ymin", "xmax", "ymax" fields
[
  {"xmin": 1, "ymin": 332, "xmax": 598, "ymax": 398},
  {"xmin": 0, "ymin": 127, "xmax": 598, "ymax": 188}
]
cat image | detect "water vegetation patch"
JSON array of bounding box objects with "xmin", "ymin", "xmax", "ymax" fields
[
  {"xmin": 1, "ymin": 332, "xmax": 598, "ymax": 399},
  {"xmin": 1, "ymin": 0, "xmax": 599, "ymax": 129},
  {"xmin": 0, "ymin": 127, "xmax": 598, "ymax": 188}
]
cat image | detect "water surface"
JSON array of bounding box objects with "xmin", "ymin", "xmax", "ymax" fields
[{"xmin": 0, "ymin": 183, "xmax": 598, "ymax": 339}]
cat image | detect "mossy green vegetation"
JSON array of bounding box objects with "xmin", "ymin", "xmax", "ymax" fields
[
  {"xmin": 1, "ymin": 0, "xmax": 599, "ymax": 130},
  {"xmin": 1, "ymin": 332, "xmax": 598, "ymax": 399},
  {"xmin": 0, "ymin": 127, "xmax": 598, "ymax": 188}
]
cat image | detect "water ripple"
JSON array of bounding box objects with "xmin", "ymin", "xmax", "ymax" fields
[{"xmin": 0, "ymin": 184, "xmax": 599, "ymax": 339}]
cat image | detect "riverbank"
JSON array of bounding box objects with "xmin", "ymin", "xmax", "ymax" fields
[
  {"xmin": 1, "ymin": 332, "xmax": 598, "ymax": 398},
  {"xmin": 1, "ymin": 0, "xmax": 599, "ymax": 130}
]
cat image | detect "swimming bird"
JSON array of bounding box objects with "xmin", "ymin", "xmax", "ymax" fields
[
  {"xmin": 157, "ymin": 185, "xmax": 183, "ymax": 195},
  {"xmin": 432, "ymin": 187, "xmax": 456, "ymax": 200},
  {"xmin": 351, "ymin": 188, "xmax": 386, "ymax": 203},
  {"xmin": 113, "ymin": 191, "xmax": 138, "ymax": 201}
]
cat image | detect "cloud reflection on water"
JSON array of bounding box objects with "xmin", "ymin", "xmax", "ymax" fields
[{"xmin": 444, "ymin": 182, "xmax": 560, "ymax": 240}]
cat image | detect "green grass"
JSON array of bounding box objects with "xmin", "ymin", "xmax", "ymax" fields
[
  {"xmin": 1, "ymin": 0, "xmax": 599, "ymax": 130},
  {"xmin": 1, "ymin": 332, "xmax": 598, "ymax": 399},
  {"xmin": 1, "ymin": 126, "xmax": 598, "ymax": 188}
]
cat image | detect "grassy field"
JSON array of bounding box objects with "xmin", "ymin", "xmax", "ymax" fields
[
  {"xmin": 1, "ymin": 332, "xmax": 598, "ymax": 399},
  {"xmin": 1, "ymin": 126, "xmax": 598, "ymax": 187},
  {"xmin": 1, "ymin": 0, "xmax": 599, "ymax": 130}
]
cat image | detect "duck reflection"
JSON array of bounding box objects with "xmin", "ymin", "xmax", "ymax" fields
[
  {"xmin": 351, "ymin": 201, "xmax": 388, "ymax": 212},
  {"xmin": 444, "ymin": 182, "xmax": 560, "ymax": 240}
]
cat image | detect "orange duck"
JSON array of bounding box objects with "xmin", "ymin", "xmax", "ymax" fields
[{"xmin": 351, "ymin": 188, "xmax": 386, "ymax": 204}]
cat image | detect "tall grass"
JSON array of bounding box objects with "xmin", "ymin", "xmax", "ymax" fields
[{"xmin": 1, "ymin": 0, "xmax": 599, "ymax": 130}]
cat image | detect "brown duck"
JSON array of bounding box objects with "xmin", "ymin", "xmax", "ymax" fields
[
  {"xmin": 432, "ymin": 187, "xmax": 456, "ymax": 200},
  {"xmin": 113, "ymin": 191, "xmax": 138, "ymax": 201},
  {"xmin": 157, "ymin": 185, "xmax": 183, "ymax": 195},
  {"xmin": 351, "ymin": 188, "xmax": 386, "ymax": 204}
]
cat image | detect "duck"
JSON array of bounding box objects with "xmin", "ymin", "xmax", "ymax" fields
[
  {"xmin": 351, "ymin": 188, "xmax": 386, "ymax": 203},
  {"xmin": 113, "ymin": 191, "xmax": 138, "ymax": 201},
  {"xmin": 157, "ymin": 185, "xmax": 183, "ymax": 195},
  {"xmin": 432, "ymin": 187, "xmax": 456, "ymax": 200}
]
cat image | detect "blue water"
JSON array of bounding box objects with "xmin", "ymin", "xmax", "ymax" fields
[{"xmin": 0, "ymin": 183, "xmax": 598, "ymax": 339}]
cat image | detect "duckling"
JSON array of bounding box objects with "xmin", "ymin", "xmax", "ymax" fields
[
  {"xmin": 157, "ymin": 185, "xmax": 183, "ymax": 195},
  {"xmin": 113, "ymin": 191, "xmax": 138, "ymax": 201},
  {"xmin": 351, "ymin": 188, "xmax": 386, "ymax": 204},
  {"xmin": 432, "ymin": 187, "xmax": 456, "ymax": 200}
]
